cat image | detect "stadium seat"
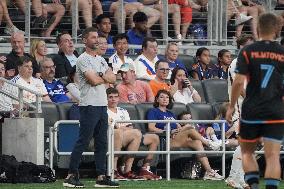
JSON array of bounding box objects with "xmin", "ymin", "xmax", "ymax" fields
[
  {"xmin": 56, "ymin": 102, "xmax": 74, "ymax": 120},
  {"xmin": 30, "ymin": 102, "xmax": 60, "ymax": 132},
  {"xmin": 118, "ymin": 103, "xmax": 139, "ymax": 129},
  {"xmin": 135, "ymin": 103, "xmax": 154, "ymax": 134},
  {"xmin": 187, "ymin": 103, "xmax": 215, "ymax": 120},
  {"xmin": 47, "ymin": 53, "xmax": 58, "ymax": 60},
  {"xmin": 210, "ymin": 55, "xmax": 218, "ymax": 65},
  {"xmin": 179, "ymin": 55, "xmax": 196, "ymax": 74},
  {"xmin": 171, "ymin": 103, "xmax": 188, "ymax": 118},
  {"xmin": 202, "ymin": 79, "xmax": 229, "ymax": 103},
  {"xmin": 189, "ymin": 79, "xmax": 206, "ymax": 103}
]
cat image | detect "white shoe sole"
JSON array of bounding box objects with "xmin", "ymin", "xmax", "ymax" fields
[
  {"xmin": 94, "ymin": 184, "xmax": 119, "ymax": 188},
  {"xmin": 63, "ymin": 182, "xmax": 85, "ymax": 188},
  {"xmin": 203, "ymin": 177, "xmax": 223, "ymax": 181}
]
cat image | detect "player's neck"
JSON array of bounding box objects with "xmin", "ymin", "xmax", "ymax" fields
[{"xmin": 259, "ymin": 34, "xmax": 275, "ymax": 41}]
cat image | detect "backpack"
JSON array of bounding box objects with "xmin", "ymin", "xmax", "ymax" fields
[{"xmin": 0, "ymin": 155, "xmax": 56, "ymax": 183}]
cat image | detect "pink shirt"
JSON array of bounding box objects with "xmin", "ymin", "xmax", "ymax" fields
[{"xmin": 116, "ymin": 80, "xmax": 154, "ymax": 104}]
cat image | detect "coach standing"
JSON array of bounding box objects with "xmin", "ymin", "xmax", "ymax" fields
[{"xmin": 63, "ymin": 27, "xmax": 119, "ymax": 188}]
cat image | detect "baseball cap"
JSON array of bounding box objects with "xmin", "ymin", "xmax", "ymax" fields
[{"xmin": 117, "ymin": 63, "xmax": 135, "ymax": 73}]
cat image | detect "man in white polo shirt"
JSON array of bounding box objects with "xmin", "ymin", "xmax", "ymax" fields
[{"xmin": 134, "ymin": 37, "xmax": 159, "ymax": 80}]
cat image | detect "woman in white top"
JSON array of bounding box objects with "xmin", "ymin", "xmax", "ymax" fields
[{"xmin": 169, "ymin": 67, "xmax": 201, "ymax": 104}]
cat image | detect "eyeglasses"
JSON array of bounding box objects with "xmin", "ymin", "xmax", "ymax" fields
[
  {"xmin": 159, "ymin": 68, "xmax": 170, "ymax": 72},
  {"xmin": 44, "ymin": 65, "xmax": 56, "ymax": 70}
]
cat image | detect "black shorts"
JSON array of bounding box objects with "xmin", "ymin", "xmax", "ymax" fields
[{"xmin": 239, "ymin": 121, "xmax": 284, "ymax": 143}]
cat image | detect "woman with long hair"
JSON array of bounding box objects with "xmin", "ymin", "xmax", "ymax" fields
[
  {"xmin": 170, "ymin": 67, "xmax": 201, "ymax": 104},
  {"xmin": 147, "ymin": 90, "xmax": 223, "ymax": 180}
]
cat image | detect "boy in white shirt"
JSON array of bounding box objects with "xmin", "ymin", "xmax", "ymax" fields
[
  {"xmin": 109, "ymin": 33, "xmax": 134, "ymax": 75},
  {"xmin": 107, "ymin": 87, "xmax": 161, "ymax": 180}
]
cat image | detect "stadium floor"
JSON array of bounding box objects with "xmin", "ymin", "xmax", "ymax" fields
[{"xmin": 0, "ymin": 179, "xmax": 283, "ymax": 189}]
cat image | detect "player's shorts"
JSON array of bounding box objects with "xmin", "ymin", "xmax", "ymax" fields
[{"xmin": 239, "ymin": 120, "xmax": 284, "ymax": 143}]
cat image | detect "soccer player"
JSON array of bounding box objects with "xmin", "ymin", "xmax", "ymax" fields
[{"xmin": 226, "ymin": 13, "xmax": 284, "ymax": 189}]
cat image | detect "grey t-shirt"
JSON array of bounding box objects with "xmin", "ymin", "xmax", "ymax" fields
[{"xmin": 76, "ymin": 52, "xmax": 108, "ymax": 106}]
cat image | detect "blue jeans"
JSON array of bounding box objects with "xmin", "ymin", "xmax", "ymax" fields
[{"xmin": 69, "ymin": 106, "xmax": 108, "ymax": 176}]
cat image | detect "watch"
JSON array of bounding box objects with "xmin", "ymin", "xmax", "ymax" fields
[{"xmin": 98, "ymin": 72, "xmax": 104, "ymax": 77}]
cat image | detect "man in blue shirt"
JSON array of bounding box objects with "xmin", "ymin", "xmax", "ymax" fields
[
  {"xmin": 95, "ymin": 14, "xmax": 115, "ymax": 55},
  {"xmin": 127, "ymin": 11, "xmax": 149, "ymax": 46},
  {"xmin": 40, "ymin": 58, "xmax": 72, "ymax": 103}
]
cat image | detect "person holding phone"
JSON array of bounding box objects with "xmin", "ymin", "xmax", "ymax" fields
[{"xmin": 169, "ymin": 67, "xmax": 201, "ymax": 104}]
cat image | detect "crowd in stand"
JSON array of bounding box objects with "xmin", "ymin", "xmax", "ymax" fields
[
  {"xmin": 0, "ymin": 1, "xmax": 284, "ymax": 187},
  {"xmin": 0, "ymin": 27, "xmax": 260, "ymax": 182},
  {"xmin": 1, "ymin": 0, "xmax": 284, "ymax": 41}
]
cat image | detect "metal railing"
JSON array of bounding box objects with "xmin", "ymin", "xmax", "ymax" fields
[
  {"xmin": 49, "ymin": 119, "xmax": 284, "ymax": 181},
  {"xmin": 0, "ymin": 77, "xmax": 42, "ymax": 117},
  {"xmin": 2, "ymin": 0, "xmax": 278, "ymax": 46}
]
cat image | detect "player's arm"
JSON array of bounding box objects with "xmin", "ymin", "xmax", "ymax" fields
[
  {"xmin": 226, "ymin": 74, "xmax": 246, "ymax": 123},
  {"xmin": 230, "ymin": 74, "xmax": 246, "ymax": 109},
  {"xmin": 84, "ymin": 70, "xmax": 105, "ymax": 86},
  {"xmin": 102, "ymin": 68, "xmax": 116, "ymax": 84}
]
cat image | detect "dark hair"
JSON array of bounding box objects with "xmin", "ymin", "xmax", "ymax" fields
[
  {"xmin": 154, "ymin": 59, "xmax": 169, "ymax": 71},
  {"xmin": 217, "ymin": 49, "xmax": 230, "ymax": 63},
  {"xmin": 56, "ymin": 31, "xmax": 70, "ymax": 45},
  {"xmin": 133, "ymin": 11, "xmax": 148, "ymax": 23},
  {"xmin": 142, "ymin": 37, "xmax": 157, "ymax": 50},
  {"xmin": 95, "ymin": 13, "xmax": 111, "ymax": 25},
  {"xmin": 153, "ymin": 89, "xmax": 173, "ymax": 109},
  {"xmin": 82, "ymin": 27, "xmax": 98, "ymax": 40},
  {"xmin": 113, "ymin": 33, "xmax": 129, "ymax": 45},
  {"xmin": 218, "ymin": 49, "xmax": 230, "ymax": 59},
  {"xmin": 18, "ymin": 56, "xmax": 32, "ymax": 67},
  {"xmin": 281, "ymin": 38, "xmax": 284, "ymax": 45},
  {"xmin": 195, "ymin": 47, "xmax": 209, "ymax": 57},
  {"xmin": 169, "ymin": 67, "xmax": 188, "ymax": 85},
  {"xmin": 177, "ymin": 111, "xmax": 191, "ymax": 120},
  {"xmin": 106, "ymin": 87, "xmax": 119, "ymax": 96},
  {"xmin": 67, "ymin": 66, "xmax": 76, "ymax": 84},
  {"xmin": 236, "ymin": 33, "xmax": 254, "ymax": 49}
]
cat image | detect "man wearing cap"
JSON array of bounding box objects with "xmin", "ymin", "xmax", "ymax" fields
[{"xmin": 116, "ymin": 63, "xmax": 154, "ymax": 104}]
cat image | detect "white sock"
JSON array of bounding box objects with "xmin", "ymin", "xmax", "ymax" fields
[{"xmin": 211, "ymin": 134, "xmax": 218, "ymax": 142}]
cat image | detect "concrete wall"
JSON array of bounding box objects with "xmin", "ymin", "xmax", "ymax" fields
[{"xmin": 2, "ymin": 118, "xmax": 44, "ymax": 165}]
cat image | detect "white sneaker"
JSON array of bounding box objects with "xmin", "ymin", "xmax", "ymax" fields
[
  {"xmin": 235, "ymin": 13, "xmax": 253, "ymax": 26},
  {"xmin": 4, "ymin": 25, "xmax": 24, "ymax": 35},
  {"xmin": 208, "ymin": 140, "xmax": 222, "ymax": 151},
  {"xmin": 176, "ymin": 34, "xmax": 182, "ymax": 45},
  {"xmin": 225, "ymin": 177, "xmax": 242, "ymax": 189},
  {"xmin": 203, "ymin": 170, "xmax": 223, "ymax": 180}
]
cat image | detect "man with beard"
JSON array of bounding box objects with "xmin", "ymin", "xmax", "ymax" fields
[
  {"xmin": 40, "ymin": 58, "xmax": 72, "ymax": 103},
  {"xmin": 63, "ymin": 27, "xmax": 119, "ymax": 188}
]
